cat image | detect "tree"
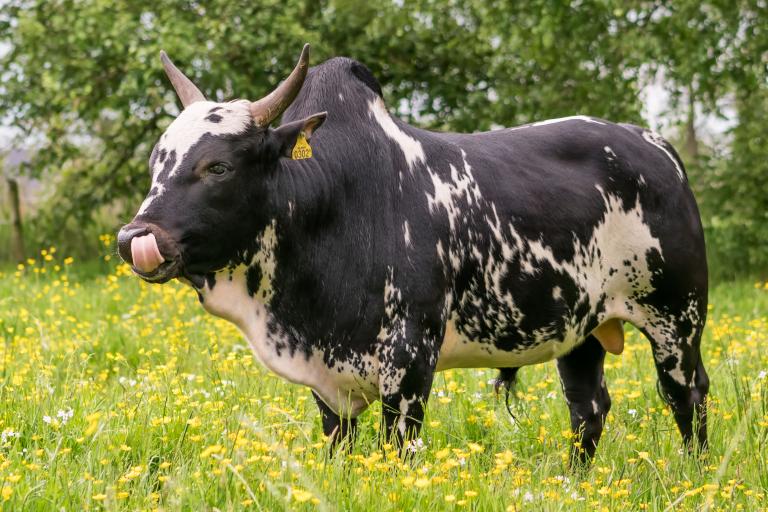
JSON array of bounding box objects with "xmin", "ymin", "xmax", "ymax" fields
[
  {"xmin": 1, "ymin": 0, "xmax": 766, "ymax": 277},
  {"xmin": 1, "ymin": 149, "xmax": 28, "ymax": 262}
]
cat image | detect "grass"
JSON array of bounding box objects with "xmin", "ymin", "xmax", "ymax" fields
[{"xmin": 0, "ymin": 241, "xmax": 766, "ymax": 511}]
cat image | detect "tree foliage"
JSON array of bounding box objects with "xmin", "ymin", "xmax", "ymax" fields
[{"xmin": 0, "ymin": 0, "xmax": 766, "ymax": 277}]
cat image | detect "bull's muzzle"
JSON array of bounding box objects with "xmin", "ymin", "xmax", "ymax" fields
[{"xmin": 117, "ymin": 223, "xmax": 181, "ymax": 283}]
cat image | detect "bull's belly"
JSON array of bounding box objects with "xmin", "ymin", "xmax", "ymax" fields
[{"xmin": 435, "ymin": 317, "xmax": 585, "ymax": 371}]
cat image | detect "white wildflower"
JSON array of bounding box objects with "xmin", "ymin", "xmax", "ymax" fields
[
  {"xmin": 406, "ymin": 437, "xmax": 426, "ymax": 453},
  {"xmin": 57, "ymin": 408, "xmax": 74, "ymax": 424},
  {"xmin": 1, "ymin": 429, "xmax": 20, "ymax": 443}
]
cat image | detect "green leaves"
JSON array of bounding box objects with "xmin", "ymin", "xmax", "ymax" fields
[{"xmin": 1, "ymin": 0, "xmax": 766, "ymax": 275}]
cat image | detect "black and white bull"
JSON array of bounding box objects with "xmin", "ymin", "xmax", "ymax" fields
[{"xmin": 117, "ymin": 45, "xmax": 709, "ymax": 462}]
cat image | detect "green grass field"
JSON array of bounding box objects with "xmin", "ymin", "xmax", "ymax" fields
[{"xmin": 0, "ymin": 243, "xmax": 766, "ymax": 511}]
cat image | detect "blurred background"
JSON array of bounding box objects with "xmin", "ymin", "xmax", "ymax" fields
[{"xmin": 0, "ymin": 0, "xmax": 765, "ymax": 281}]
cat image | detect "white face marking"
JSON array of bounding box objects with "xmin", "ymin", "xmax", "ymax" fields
[
  {"xmin": 641, "ymin": 130, "xmax": 684, "ymax": 181},
  {"xmin": 603, "ymin": 146, "xmax": 617, "ymax": 159},
  {"xmin": 138, "ymin": 100, "xmax": 252, "ymax": 215},
  {"xmin": 368, "ymin": 97, "xmax": 425, "ymax": 171},
  {"xmin": 138, "ymin": 173, "xmax": 164, "ymax": 216}
]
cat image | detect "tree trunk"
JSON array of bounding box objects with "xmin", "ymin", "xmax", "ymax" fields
[
  {"xmin": 6, "ymin": 177, "xmax": 25, "ymax": 263},
  {"xmin": 685, "ymin": 84, "xmax": 699, "ymax": 163}
]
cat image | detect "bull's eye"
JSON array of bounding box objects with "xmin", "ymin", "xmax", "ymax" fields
[{"xmin": 207, "ymin": 163, "xmax": 231, "ymax": 176}]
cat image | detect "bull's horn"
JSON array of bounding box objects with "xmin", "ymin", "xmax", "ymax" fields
[
  {"xmin": 160, "ymin": 50, "xmax": 206, "ymax": 108},
  {"xmin": 250, "ymin": 43, "xmax": 311, "ymax": 127}
]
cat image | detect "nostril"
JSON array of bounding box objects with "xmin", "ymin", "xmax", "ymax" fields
[{"xmin": 117, "ymin": 226, "xmax": 148, "ymax": 263}]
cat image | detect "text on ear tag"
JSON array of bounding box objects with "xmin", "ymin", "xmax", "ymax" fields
[{"xmin": 291, "ymin": 132, "xmax": 312, "ymax": 160}]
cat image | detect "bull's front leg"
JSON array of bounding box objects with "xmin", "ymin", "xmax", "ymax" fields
[
  {"xmin": 312, "ymin": 391, "xmax": 358, "ymax": 451},
  {"xmin": 377, "ymin": 324, "xmax": 438, "ymax": 451}
]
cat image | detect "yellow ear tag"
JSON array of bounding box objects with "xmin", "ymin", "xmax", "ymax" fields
[{"xmin": 291, "ymin": 132, "xmax": 312, "ymax": 160}]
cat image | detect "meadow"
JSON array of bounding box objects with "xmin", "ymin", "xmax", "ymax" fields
[{"xmin": 0, "ymin": 239, "xmax": 766, "ymax": 511}]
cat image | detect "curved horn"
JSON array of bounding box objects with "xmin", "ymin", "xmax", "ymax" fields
[
  {"xmin": 250, "ymin": 44, "xmax": 311, "ymax": 127},
  {"xmin": 160, "ymin": 50, "xmax": 206, "ymax": 108}
]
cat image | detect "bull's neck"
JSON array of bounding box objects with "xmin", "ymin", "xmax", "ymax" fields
[
  {"xmin": 194, "ymin": 149, "xmax": 357, "ymax": 329},
  {"xmin": 192, "ymin": 221, "xmax": 327, "ymax": 391},
  {"xmin": 195, "ymin": 219, "xmax": 278, "ymax": 333},
  {"xmin": 272, "ymin": 156, "xmax": 339, "ymax": 233},
  {"xmin": 194, "ymin": 155, "xmax": 337, "ymax": 323}
]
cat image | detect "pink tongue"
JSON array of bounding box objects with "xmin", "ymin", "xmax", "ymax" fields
[{"xmin": 130, "ymin": 233, "xmax": 165, "ymax": 273}]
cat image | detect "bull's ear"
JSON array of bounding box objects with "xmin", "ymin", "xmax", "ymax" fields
[{"xmin": 271, "ymin": 112, "xmax": 327, "ymax": 159}]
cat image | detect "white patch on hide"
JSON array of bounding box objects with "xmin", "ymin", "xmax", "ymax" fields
[
  {"xmin": 397, "ymin": 396, "xmax": 416, "ymax": 436},
  {"xmin": 521, "ymin": 187, "xmax": 662, "ymax": 316},
  {"xmin": 438, "ymin": 313, "xmax": 573, "ymax": 370},
  {"xmin": 252, "ymin": 220, "xmax": 278, "ymax": 303},
  {"xmin": 197, "ymin": 226, "xmax": 378, "ymax": 417},
  {"xmin": 640, "ymin": 294, "xmax": 702, "ymax": 386},
  {"xmin": 380, "ymin": 367, "xmax": 406, "ymax": 397},
  {"xmin": 368, "ymin": 97, "xmax": 425, "ymax": 171},
  {"xmin": 531, "ymin": 115, "xmax": 606, "ymax": 127},
  {"xmin": 641, "ymin": 130, "xmax": 684, "ymax": 181},
  {"xmin": 375, "ymin": 267, "xmax": 420, "ymax": 398},
  {"xmin": 403, "ymin": 220, "xmax": 412, "ymax": 248},
  {"xmin": 426, "ymin": 150, "xmax": 483, "ymax": 273},
  {"xmin": 436, "ymin": 186, "xmax": 668, "ymax": 372}
]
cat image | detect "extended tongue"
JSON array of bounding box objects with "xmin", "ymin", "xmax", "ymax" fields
[{"xmin": 130, "ymin": 233, "xmax": 165, "ymax": 273}]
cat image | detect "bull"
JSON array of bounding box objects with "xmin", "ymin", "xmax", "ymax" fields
[{"xmin": 117, "ymin": 44, "xmax": 709, "ymax": 463}]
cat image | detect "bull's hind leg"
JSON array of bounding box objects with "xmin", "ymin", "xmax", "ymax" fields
[
  {"xmin": 557, "ymin": 335, "xmax": 611, "ymax": 465},
  {"xmin": 640, "ymin": 305, "xmax": 710, "ymax": 451}
]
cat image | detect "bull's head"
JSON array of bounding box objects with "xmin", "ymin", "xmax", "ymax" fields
[{"xmin": 117, "ymin": 44, "xmax": 325, "ymax": 286}]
